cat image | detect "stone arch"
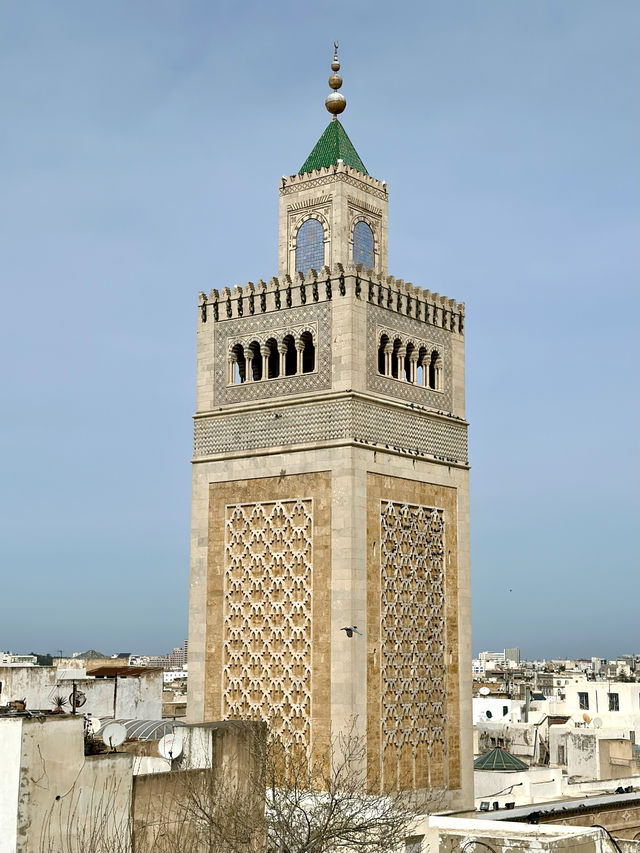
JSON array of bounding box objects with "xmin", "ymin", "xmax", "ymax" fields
[
  {"xmin": 228, "ymin": 343, "xmax": 246, "ymax": 385},
  {"xmin": 405, "ymin": 342, "xmax": 416, "ymax": 382},
  {"xmin": 300, "ymin": 330, "xmax": 315, "ymax": 374},
  {"xmin": 391, "ymin": 337, "xmax": 403, "ymax": 379},
  {"xmin": 428, "ymin": 349, "xmax": 443, "ymax": 391},
  {"xmin": 247, "ymin": 339, "xmax": 262, "ymax": 381},
  {"xmin": 378, "ymin": 332, "xmax": 390, "ymax": 375},
  {"xmin": 350, "ymin": 215, "xmax": 378, "ymax": 270},
  {"xmin": 265, "ymin": 337, "xmax": 279, "ymax": 379},
  {"xmin": 417, "ymin": 345, "xmax": 429, "ymax": 387},
  {"xmin": 283, "ymin": 334, "xmax": 297, "ymax": 376}
]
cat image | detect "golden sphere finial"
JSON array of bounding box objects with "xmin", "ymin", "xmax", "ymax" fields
[{"xmin": 325, "ymin": 42, "xmax": 346, "ymax": 118}]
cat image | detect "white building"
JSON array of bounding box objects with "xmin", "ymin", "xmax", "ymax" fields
[
  {"xmin": 564, "ymin": 680, "xmax": 640, "ymax": 723},
  {"xmin": 0, "ymin": 665, "xmax": 162, "ymax": 719},
  {"xmin": 0, "ymin": 653, "xmax": 37, "ymax": 667}
]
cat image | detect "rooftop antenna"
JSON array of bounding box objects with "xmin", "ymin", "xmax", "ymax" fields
[
  {"xmin": 158, "ymin": 731, "xmax": 183, "ymax": 760},
  {"xmin": 101, "ymin": 721, "xmax": 127, "ymax": 751}
]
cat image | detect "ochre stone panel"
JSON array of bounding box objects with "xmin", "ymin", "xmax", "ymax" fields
[
  {"xmin": 205, "ymin": 473, "xmax": 331, "ymax": 756},
  {"xmin": 366, "ymin": 473, "xmax": 460, "ymax": 793}
]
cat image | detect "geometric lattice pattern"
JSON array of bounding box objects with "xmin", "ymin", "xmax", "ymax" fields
[
  {"xmin": 380, "ymin": 501, "xmax": 448, "ymax": 775},
  {"xmin": 223, "ymin": 500, "xmax": 313, "ymax": 750},
  {"xmin": 194, "ymin": 398, "xmax": 468, "ymax": 463}
]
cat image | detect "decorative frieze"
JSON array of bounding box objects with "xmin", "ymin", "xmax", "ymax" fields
[{"xmin": 193, "ymin": 396, "xmax": 468, "ymax": 463}]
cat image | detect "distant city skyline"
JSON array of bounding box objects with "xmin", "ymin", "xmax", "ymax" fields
[{"xmin": 1, "ymin": 1, "xmax": 637, "ymax": 658}]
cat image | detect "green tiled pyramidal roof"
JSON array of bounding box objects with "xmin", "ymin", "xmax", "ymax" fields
[
  {"xmin": 474, "ymin": 747, "xmax": 529, "ymax": 772},
  {"xmin": 299, "ymin": 119, "xmax": 368, "ymax": 176}
]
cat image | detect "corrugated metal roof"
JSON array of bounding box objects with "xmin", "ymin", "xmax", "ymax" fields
[{"xmin": 97, "ymin": 718, "xmax": 184, "ymax": 741}]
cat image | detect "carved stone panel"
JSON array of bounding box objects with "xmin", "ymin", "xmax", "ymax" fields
[
  {"xmin": 205, "ymin": 473, "xmax": 332, "ymax": 759},
  {"xmin": 366, "ymin": 474, "xmax": 461, "ymax": 794},
  {"xmin": 223, "ymin": 499, "xmax": 313, "ymax": 750},
  {"xmin": 379, "ymin": 501, "xmax": 447, "ymax": 784}
]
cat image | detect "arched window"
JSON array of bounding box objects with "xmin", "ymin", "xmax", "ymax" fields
[
  {"xmin": 405, "ymin": 343, "xmax": 415, "ymax": 382},
  {"xmin": 248, "ymin": 340, "xmax": 262, "ymax": 381},
  {"xmin": 230, "ymin": 344, "xmax": 245, "ymax": 384},
  {"xmin": 283, "ymin": 335, "xmax": 297, "ymax": 376},
  {"xmin": 295, "ymin": 219, "xmax": 324, "ymax": 274},
  {"xmin": 391, "ymin": 338, "xmax": 402, "ymax": 379},
  {"xmin": 352, "ymin": 221, "xmax": 374, "ymax": 269},
  {"xmin": 429, "ymin": 350, "xmax": 442, "ymax": 390},
  {"xmin": 417, "ymin": 346, "xmax": 428, "ymax": 387},
  {"xmin": 301, "ymin": 331, "xmax": 315, "ymax": 373},
  {"xmin": 378, "ymin": 334, "xmax": 389, "ymax": 375},
  {"xmin": 266, "ymin": 338, "xmax": 279, "ymax": 379}
]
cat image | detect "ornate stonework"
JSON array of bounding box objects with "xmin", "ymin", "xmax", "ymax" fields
[
  {"xmin": 280, "ymin": 171, "xmax": 388, "ymax": 201},
  {"xmin": 366, "ymin": 474, "xmax": 461, "ymax": 793},
  {"xmin": 203, "ymin": 473, "xmax": 332, "ymax": 759},
  {"xmin": 367, "ymin": 305, "xmax": 453, "ymax": 410},
  {"xmin": 189, "ymin": 102, "xmax": 471, "ymax": 807},
  {"xmin": 213, "ymin": 303, "xmax": 331, "ymax": 404},
  {"xmin": 223, "ymin": 499, "xmax": 313, "ymax": 750},
  {"xmin": 193, "ymin": 397, "xmax": 468, "ymax": 464},
  {"xmin": 380, "ymin": 501, "xmax": 447, "ymax": 786}
]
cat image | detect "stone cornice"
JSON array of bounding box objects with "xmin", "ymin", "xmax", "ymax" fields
[
  {"xmin": 280, "ymin": 163, "xmax": 388, "ymax": 200},
  {"xmin": 192, "ymin": 393, "xmax": 469, "ymax": 466},
  {"xmin": 193, "ymin": 388, "xmax": 468, "ymax": 426},
  {"xmin": 197, "ymin": 264, "xmax": 465, "ymax": 335}
]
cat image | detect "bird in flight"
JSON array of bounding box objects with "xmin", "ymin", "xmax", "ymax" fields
[{"xmin": 341, "ymin": 626, "xmax": 362, "ymax": 638}]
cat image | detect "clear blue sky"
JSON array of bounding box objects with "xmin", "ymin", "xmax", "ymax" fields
[{"xmin": 1, "ymin": 1, "xmax": 637, "ymax": 659}]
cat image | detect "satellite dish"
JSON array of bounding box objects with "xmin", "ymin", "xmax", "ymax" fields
[
  {"xmin": 69, "ymin": 690, "xmax": 86, "ymax": 709},
  {"xmin": 479, "ymin": 687, "xmax": 491, "ymax": 696},
  {"xmin": 86, "ymin": 716, "xmax": 101, "ymax": 735},
  {"xmin": 102, "ymin": 722, "xmax": 127, "ymax": 749},
  {"xmin": 582, "ymin": 713, "xmax": 591, "ymax": 724},
  {"xmin": 486, "ymin": 710, "xmax": 493, "ymax": 719},
  {"xmin": 593, "ymin": 717, "xmax": 603, "ymax": 728},
  {"xmin": 158, "ymin": 732, "xmax": 183, "ymax": 760}
]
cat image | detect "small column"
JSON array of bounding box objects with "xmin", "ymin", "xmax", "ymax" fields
[
  {"xmin": 260, "ymin": 345, "xmax": 270, "ymax": 380},
  {"xmin": 435, "ymin": 359, "xmax": 443, "ymax": 391},
  {"xmin": 408, "ymin": 354, "xmax": 418, "ymax": 384},
  {"xmin": 245, "ymin": 347, "xmax": 254, "ymax": 382},
  {"xmin": 278, "ymin": 342, "xmax": 288, "ymax": 376},
  {"xmin": 396, "ymin": 346, "xmax": 406, "ymax": 381},
  {"xmin": 295, "ymin": 339, "xmax": 305, "ymax": 374},
  {"xmin": 384, "ymin": 343, "xmax": 393, "ymax": 377},
  {"xmin": 228, "ymin": 351, "xmax": 237, "ymax": 385},
  {"xmin": 420, "ymin": 357, "xmax": 427, "ymax": 387}
]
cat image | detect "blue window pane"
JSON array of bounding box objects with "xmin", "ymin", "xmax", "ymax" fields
[
  {"xmin": 295, "ymin": 219, "xmax": 324, "ymax": 274},
  {"xmin": 353, "ymin": 221, "xmax": 374, "ymax": 268}
]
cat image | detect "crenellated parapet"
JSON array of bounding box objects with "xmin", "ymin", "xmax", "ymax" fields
[
  {"xmin": 280, "ymin": 161, "xmax": 388, "ymax": 199},
  {"xmin": 198, "ymin": 263, "xmax": 465, "ymax": 335}
]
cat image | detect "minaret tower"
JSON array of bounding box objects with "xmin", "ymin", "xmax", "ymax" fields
[{"xmin": 187, "ymin": 46, "xmax": 472, "ymax": 807}]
